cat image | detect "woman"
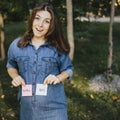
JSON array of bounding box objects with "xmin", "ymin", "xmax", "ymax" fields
[{"xmin": 7, "ymin": 2, "xmax": 73, "ymax": 120}]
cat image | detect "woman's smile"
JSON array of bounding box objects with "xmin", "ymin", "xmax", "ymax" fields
[{"xmin": 36, "ymin": 27, "xmax": 43, "ymax": 32}]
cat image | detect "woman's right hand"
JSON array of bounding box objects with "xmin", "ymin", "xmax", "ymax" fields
[{"xmin": 11, "ymin": 75, "xmax": 25, "ymax": 87}]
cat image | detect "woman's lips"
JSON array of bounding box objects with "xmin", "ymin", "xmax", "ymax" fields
[{"xmin": 36, "ymin": 28, "xmax": 43, "ymax": 32}]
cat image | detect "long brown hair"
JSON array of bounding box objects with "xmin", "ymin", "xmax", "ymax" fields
[{"xmin": 18, "ymin": 2, "xmax": 70, "ymax": 53}]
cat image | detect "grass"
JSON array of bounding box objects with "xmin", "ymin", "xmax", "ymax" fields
[{"xmin": 0, "ymin": 21, "xmax": 120, "ymax": 120}]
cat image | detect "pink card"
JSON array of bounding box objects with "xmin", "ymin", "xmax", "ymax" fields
[{"xmin": 22, "ymin": 84, "xmax": 32, "ymax": 96}]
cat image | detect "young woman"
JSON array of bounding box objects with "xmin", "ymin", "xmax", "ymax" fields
[{"xmin": 7, "ymin": 2, "xmax": 73, "ymax": 120}]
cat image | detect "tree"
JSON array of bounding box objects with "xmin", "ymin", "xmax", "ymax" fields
[
  {"xmin": 0, "ymin": 1, "xmax": 10, "ymax": 61},
  {"xmin": 66, "ymin": 0, "xmax": 74, "ymax": 60},
  {"xmin": 0, "ymin": 13, "xmax": 5, "ymax": 60},
  {"xmin": 106, "ymin": 0, "xmax": 116, "ymax": 81}
]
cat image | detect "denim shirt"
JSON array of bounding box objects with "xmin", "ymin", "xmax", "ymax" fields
[{"xmin": 7, "ymin": 38, "xmax": 74, "ymax": 108}]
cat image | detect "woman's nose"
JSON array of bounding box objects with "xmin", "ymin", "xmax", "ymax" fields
[{"xmin": 39, "ymin": 21, "xmax": 43, "ymax": 27}]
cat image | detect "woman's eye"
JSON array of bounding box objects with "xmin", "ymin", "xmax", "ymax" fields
[
  {"xmin": 34, "ymin": 17, "xmax": 39, "ymax": 20},
  {"xmin": 45, "ymin": 20, "xmax": 50, "ymax": 24}
]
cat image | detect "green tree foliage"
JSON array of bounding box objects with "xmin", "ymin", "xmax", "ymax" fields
[
  {"xmin": 0, "ymin": 0, "xmax": 9, "ymax": 14},
  {"xmin": 8, "ymin": 0, "xmax": 30, "ymax": 21},
  {"xmin": 0, "ymin": 0, "xmax": 66, "ymax": 22},
  {"xmin": 1, "ymin": 0, "xmax": 120, "ymax": 22},
  {"xmin": 89, "ymin": 0, "xmax": 111, "ymax": 16},
  {"xmin": 0, "ymin": 0, "xmax": 38, "ymax": 22},
  {"xmin": 73, "ymin": 0, "xmax": 120, "ymax": 17}
]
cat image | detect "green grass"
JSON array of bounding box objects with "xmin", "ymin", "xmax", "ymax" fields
[{"xmin": 0, "ymin": 21, "xmax": 120, "ymax": 120}]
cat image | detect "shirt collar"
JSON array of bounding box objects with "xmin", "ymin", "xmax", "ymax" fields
[{"xmin": 29, "ymin": 41, "xmax": 50, "ymax": 47}]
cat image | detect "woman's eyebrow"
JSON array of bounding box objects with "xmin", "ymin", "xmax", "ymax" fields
[
  {"xmin": 35, "ymin": 14, "xmax": 51, "ymax": 20},
  {"xmin": 35, "ymin": 14, "xmax": 40, "ymax": 17}
]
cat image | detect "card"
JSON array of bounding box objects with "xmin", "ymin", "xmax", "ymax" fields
[
  {"xmin": 22, "ymin": 84, "xmax": 32, "ymax": 96},
  {"xmin": 36, "ymin": 84, "xmax": 48, "ymax": 96}
]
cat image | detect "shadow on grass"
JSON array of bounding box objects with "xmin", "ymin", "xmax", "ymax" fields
[{"xmin": 65, "ymin": 81, "xmax": 120, "ymax": 120}]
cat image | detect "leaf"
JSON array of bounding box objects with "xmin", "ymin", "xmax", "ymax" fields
[
  {"xmin": 90, "ymin": 94, "xmax": 94, "ymax": 99},
  {"xmin": 1, "ymin": 94, "xmax": 5, "ymax": 99},
  {"xmin": 112, "ymin": 96, "xmax": 118, "ymax": 101}
]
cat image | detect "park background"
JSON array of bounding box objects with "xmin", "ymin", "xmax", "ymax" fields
[{"xmin": 0, "ymin": 0, "xmax": 120, "ymax": 120}]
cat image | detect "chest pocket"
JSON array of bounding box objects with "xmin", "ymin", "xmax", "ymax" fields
[
  {"xmin": 40, "ymin": 57, "xmax": 58, "ymax": 75},
  {"xmin": 16, "ymin": 56, "xmax": 30, "ymax": 73}
]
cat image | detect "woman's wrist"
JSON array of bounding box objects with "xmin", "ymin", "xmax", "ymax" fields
[
  {"xmin": 56, "ymin": 76, "xmax": 61, "ymax": 83},
  {"xmin": 56, "ymin": 72, "xmax": 69, "ymax": 83}
]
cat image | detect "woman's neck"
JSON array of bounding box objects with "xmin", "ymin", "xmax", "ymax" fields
[{"xmin": 32, "ymin": 37, "xmax": 45, "ymax": 49}]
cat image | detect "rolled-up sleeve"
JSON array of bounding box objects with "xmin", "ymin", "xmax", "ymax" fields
[
  {"xmin": 6, "ymin": 40, "xmax": 18, "ymax": 69},
  {"xmin": 59, "ymin": 53, "xmax": 74, "ymax": 80}
]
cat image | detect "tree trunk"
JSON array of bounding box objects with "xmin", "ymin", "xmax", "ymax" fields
[
  {"xmin": 66, "ymin": 0, "xmax": 74, "ymax": 61},
  {"xmin": 107, "ymin": 0, "xmax": 115, "ymax": 81},
  {"xmin": 0, "ymin": 13, "xmax": 5, "ymax": 61}
]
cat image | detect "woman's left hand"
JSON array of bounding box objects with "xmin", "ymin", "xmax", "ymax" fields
[{"xmin": 44, "ymin": 74, "xmax": 60, "ymax": 85}]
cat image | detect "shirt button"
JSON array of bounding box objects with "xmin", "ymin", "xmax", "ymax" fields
[
  {"xmin": 32, "ymin": 82, "xmax": 35, "ymax": 85},
  {"xmin": 32, "ymin": 93, "xmax": 35, "ymax": 96},
  {"xmin": 34, "ymin": 61, "xmax": 36, "ymax": 64},
  {"xmin": 33, "ymin": 71, "xmax": 36, "ymax": 74}
]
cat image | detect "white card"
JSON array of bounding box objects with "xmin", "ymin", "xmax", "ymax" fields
[{"xmin": 36, "ymin": 84, "xmax": 48, "ymax": 96}]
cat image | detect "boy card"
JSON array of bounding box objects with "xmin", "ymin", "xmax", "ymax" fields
[{"xmin": 36, "ymin": 84, "xmax": 48, "ymax": 96}]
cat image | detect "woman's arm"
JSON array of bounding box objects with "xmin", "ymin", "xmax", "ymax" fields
[{"xmin": 7, "ymin": 68, "xmax": 25, "ymax": 87}]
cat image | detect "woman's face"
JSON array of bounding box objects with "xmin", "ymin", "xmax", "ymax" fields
[{"xmin": 32, "ymin": 10, "xmax": 51, "ymax": 40}]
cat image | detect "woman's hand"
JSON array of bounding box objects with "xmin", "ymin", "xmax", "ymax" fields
[
  {"xmin": 11, "ymin": 76, "xmax": 25, "ymax": 87},
  {"xmin": 44, "ymin": 74, "xmax": 61, "ymax": 85}
]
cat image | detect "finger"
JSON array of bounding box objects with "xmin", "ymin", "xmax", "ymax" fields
[
  {"xmin": 49, "ymin": 79, "xmax": 54, "ymax": 84},
  {"xmin": 13, "ymin": 79, "xmax": 21, "ymax": 86},
  {"xmin": 53, "ymin": 80, "xmax": 59, "ymax": 85},
  {"xmin": 43, "ymin": 79, "xmax": 48, "ymax": 84},
  {"xmin": 11, "ymin": 80, "xmax": 19, "ymax": 87},
  {"xmin": 20, "ymin": 79, "xmax": 26, "ymax": 86},
  {"xmin": 53, "ymin": 81, "xmax": 57, "ymax": 85},
  {"xmin": 49, "ymin": 75, "xmax": 56, "ymax": 84},
  {"xmin": 15, "ymin": 79, "xmax": 21, "ymax": 85},
  {"xmin": 13, "ymin": 76, "xmax": 21, "ymax": 85},
  {"xmin": 44, "ymin": 74, "xmax": 52, "ymax": 84},
  {"xmin": 53, "ymin": 77, "xmax": 60, "ymax": 85},
  {"xmin": 12, "ymin": 76, "xmax": 25, "ymax": 87},
  {"xmin": 16, "ymin": 76, "xmax": 26, "ymax": 86},
  {"xmin": 47, "ymin": 76, "xmax": 55, "ymax": 84}
]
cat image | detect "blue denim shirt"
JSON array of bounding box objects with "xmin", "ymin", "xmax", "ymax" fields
[{"xmin": 7, "ymin": 38, "xmax": 74, "ymax": 109}]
